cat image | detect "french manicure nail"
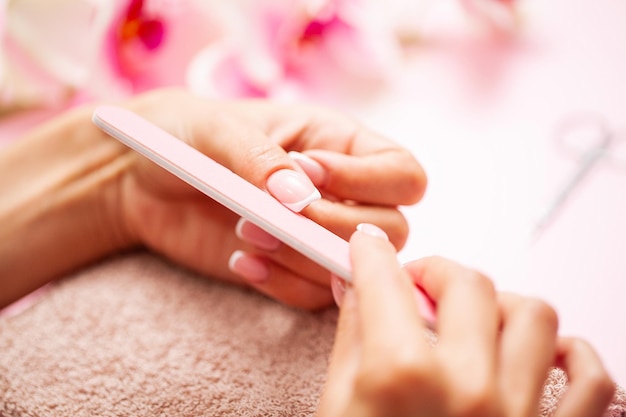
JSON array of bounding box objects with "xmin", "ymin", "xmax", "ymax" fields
[
  {"xmin": 288, "ymin": 151, "xmax": 327, "ymax": 187},
  {"xmin": 266, "ymin": 169, "xmax": 321, "ymax": 212},
  {"xmin": 228, "ymin": 250, "xmax": 270, "ymax": 283},
  {"xmin": 236, "ymin": 218, "xmax": 281, "ymax": 251},
  {"xmin": 356, "ymin": 223, "xmax": 389, "ymax": 241}
]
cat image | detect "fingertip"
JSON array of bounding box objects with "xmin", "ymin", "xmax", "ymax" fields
[
  {"xmin": 402, "ymin": 256, "xmax": 457, "ymax": 286},
  {"xmin": 304, "ymin": 148, "xmax": 428, "ymax": 206},
  {"xmin": 349, "ymin": 223, "xmax": 396, "ymax": 259},
  {"xmin": 398, "ymin": 149, "xmax": 428, "ymax": 205},
  {"xmin": 288, "ymin": 151, "xmax": 328, "ymax": 187},
  {"xmin": 228, "ymin": 250, "xmax": 270, "ymax": 284},
  {"xmin": 356, "ymin": 223, "xmax": 389, "ymax": 240},
  {"xmin": 235, "ymin": 218, "xmax": 281, "ymax": 251},
  {"xmin": 401, "ymin": 256, "xmax": 486, "ymax": 311},
  {"xmin": 266, "ymin": 168, "xmax": 321, "ymax": 212}
]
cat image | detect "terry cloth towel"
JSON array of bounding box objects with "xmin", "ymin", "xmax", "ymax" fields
[{"xmin": 0, "ymin": 253, "xmax": 624, "ymax": 417}]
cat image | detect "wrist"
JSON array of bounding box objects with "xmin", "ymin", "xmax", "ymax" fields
[{"xmin": 0, "ymin": 105, "xmax": 137, "ymax": 307}]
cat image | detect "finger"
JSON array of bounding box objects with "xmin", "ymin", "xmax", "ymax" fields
[
  {"xmin": 227, "ymin": 250, "xmax": 334, "ymax": 310},
  {"xmin": 289, "ymin": 107, "xmax": 426, "ymax": 205},
  {"xmin": 185, "ymin": 107, "xmax": 321, "ymax": 212},
  {"xmin": 234, "ymin": 191, "xmax": 411, "ymax": 287},
  {"xmin": 235, "ymin": 195, "xmax": 411, "ymax": 275},
  {"xmin": 235, "ymin": 218, "xmax": 331, "ymax": 286},
  {"xmin": 497, "ymin": 292, "xmax": 559, "ymax": 417},
  {"xmin": 553, "ymin": 337, "xmax": 615, "ymax": 417},
  {"xmin": 303, "ymin": 198, "xmax": 410, "ymax": 250},
  {"xmin": 127, "ymin": 92, "xmax": 322, "ymax": 212},
  {"xmin": 304, "ymin": 149, "xmax": 427, "ymax": 206},
  {"xmin": 349, "ymin": 225, "xmax": 428, "ymax": 360},
  {"xmin": 222, "ymin": 100, "xmax": 427, "ymax": 206},
  {"xmin": 405, "ymin": 257, "xmax": 499, "ymax": 379},
  {"xmin": 130, "ymin": 188, "xmax": 334, "ymax": 310}
]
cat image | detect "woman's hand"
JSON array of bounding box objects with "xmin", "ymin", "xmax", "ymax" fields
[
  {"xmin": 0, "ymin": 88, "xmax": 425, "ymax": 309},
  {"xmin": 109, "ymin": 89, "xmax": 427, "ymax": 309},
  {"xmin": 317, "ymin": 226, "xmax": 615, "ymax": 417}
]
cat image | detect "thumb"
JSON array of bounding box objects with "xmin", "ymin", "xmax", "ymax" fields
[{"xmin": 189, "ymin": 111, "xmax": 320, "ymax": 212}]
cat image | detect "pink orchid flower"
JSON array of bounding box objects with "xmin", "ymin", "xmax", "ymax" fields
[
  {"xmin": 188, "ymin": 0, "xmax": 400, "ymax": 103},
  {"xmin": 98, "ymin": 0, "xmax": 220, "ymax": 96},
  {"xmin": 106, "ymin": 0, "xmax": 166, "ymax": 87},
  {"xmin": 0, "ymin": 0, "xmax": 220, "ymax": 113}
]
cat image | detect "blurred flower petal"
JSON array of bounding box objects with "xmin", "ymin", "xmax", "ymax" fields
[
  {"xmin": 460, "ymin": 0, "xmax": 519, "ymax": 32},
  {"xmin": 101, "ymin": 0, "xmax": 220, "ymax": 94},
  {"xmin": 188, "ymin": 0, "xmax": 400, "ymax": 103},
  {"xmin": 0, "ymin": 0, "xmax": 111, "ymax": 112}
]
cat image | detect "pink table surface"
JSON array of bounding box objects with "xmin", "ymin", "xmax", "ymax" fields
[{"xmin": 2, "ymin": 0, "xmax": 625, "ymax": 386}]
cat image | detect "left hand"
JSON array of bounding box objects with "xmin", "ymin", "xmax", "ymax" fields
[{"xmin": 105, "ymin": 88, "xmax": 427, "ymax": 309}]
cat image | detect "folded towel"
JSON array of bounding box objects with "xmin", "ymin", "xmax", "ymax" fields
[{"xmin": 1, "ymin": 253, "xmax": 624, "ymax": 417}]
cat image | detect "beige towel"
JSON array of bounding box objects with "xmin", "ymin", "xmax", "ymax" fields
[{"xmin": 1, "ymin": 253, "xmax": 624, "ymax": 417}]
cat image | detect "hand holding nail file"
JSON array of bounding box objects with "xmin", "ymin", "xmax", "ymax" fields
[{"xmin": 92, "ymin": 106, "xmax": 435, "ymax": 323}]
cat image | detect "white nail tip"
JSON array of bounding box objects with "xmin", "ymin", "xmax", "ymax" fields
[
  {"xmin": 228, "ymin": 250, "xmax": 245, "ymax": 272},
  {"xmin": 283, "ymin": 189, "xmax": 321, "ymax": 212}
]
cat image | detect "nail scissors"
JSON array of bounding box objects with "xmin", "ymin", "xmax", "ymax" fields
[{"xmin": 533, "ymin": 113, "xmax": 626, "ymax": 236}]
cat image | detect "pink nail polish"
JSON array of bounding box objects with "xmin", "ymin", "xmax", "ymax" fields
[
  {"xmin": 288, "ymin": 151, "xmax": 328, "ymax": 187},
  {"xmin": 228, "ymin": 250, "xmax": 270, "ymax": 283},
  {"xmin": 356, "ymin": 223, "xmax": 389, "ymax": 241},
  {"xmin": 235, "ymin": 218, "xmax": 281, "ymax": 251},
  {"xmin": 266, "ymin": 169, "xmax": 321, "ymax": 212}
]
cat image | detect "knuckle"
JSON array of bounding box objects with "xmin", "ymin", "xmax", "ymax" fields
[
  {"xmin": 243, "ymin": 142, "xmax": 283, "ymax": 166},
  {"xmin": 240, "ymin": 142, "xmax": 290, "ymax": 183},
  {"xmin": 463, "ymin": 271, "xmax": 496, "ymax": 297},
  {"xmin": 523, "ymin": 298, "xmax": 559, "ymax": 331}
]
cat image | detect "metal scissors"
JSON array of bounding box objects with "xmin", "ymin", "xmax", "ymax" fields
[{"xmin": 533, "ymin": 113, "xmax": 626, "ymax": 237}]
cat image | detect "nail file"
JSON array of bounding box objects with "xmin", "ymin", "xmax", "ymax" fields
[
  {"xmin": 92, "ymin": 106, "xmax": 436, "ymax": 324},
  {"xmin": 92, "ymin": 106, "xmax": 352, "ymax": 281}
]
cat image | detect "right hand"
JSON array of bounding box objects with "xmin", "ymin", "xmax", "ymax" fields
[{"xmin": 318, "ymin": 226, "xmax": 615, "ymax": 417}]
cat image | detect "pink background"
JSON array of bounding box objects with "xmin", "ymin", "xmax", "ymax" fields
[
  {"xmin": 1, "ymin": 0, "xmax": 625, "ymax": 386},
  {"xmin": 350, "ymin": 0, "xmax": 626, "ymax": 385}
]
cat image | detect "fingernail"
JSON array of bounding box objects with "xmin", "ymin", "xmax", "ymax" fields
[
  {"xmin": 331, "ymin": 274, "xmax": 347, "ymax": 307},
  {"xmin": 356, "ymin": 223, "xmax": 389, "ymax": 241},
  {"xmin": 288, "ymin": 151, "xmax": 328, "ymax": 187},
  {"xmin": 236, "ymin": 218, "xmax": 281, "ymax": 251},
  {"xmin": 228, "ymin": 250, "xmax": 270, "ymax": 283},
  {"xmin": 266, "ymin": 169, "xmax": 321, "ymax": 212}
]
